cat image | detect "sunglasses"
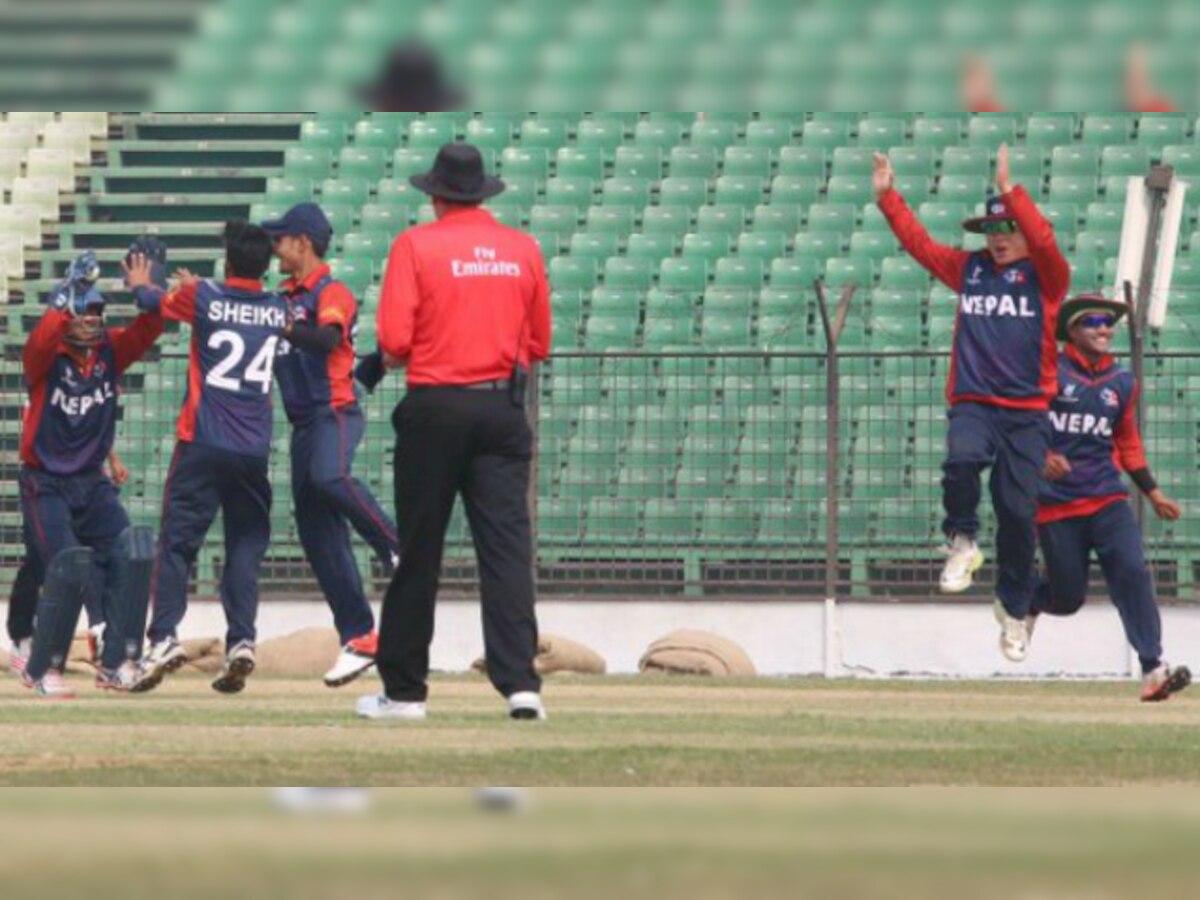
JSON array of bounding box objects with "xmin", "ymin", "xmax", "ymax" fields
[
  {"xmin": 981, "ymin": 220, "xmax": 1018, "ymax": 235},
  {"xmin": 1076, "ymin": 314, "xmax": 1117, "ymax": 329}
]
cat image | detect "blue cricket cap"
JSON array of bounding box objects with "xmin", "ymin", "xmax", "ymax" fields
[{"xmin": 261, "ymin": 202, "xmax": 334, "ymax": 245}]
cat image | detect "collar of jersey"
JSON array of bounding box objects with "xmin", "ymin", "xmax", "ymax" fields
[
  {"xmin": 225, "ymin": 276, "xmax": 264, "ymax": 292},
  {"xmin": 282, "ymin": 263, "xmax": 331, "ymax": 294},
  {"xmin": 435, "ymin": 206, "xmax": 496, "ymax": 225},
  {"xmin": 1066, "ymin": 342, "xmax": 1114, "ymax": 376}
]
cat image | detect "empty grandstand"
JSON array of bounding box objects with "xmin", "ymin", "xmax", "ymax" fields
[{"xmin": 2, "ymin": 111, "xmax": 1198, "ymax": 604}]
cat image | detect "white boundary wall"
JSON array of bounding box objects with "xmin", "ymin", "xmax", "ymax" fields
[{"xmin": 6, "ymin": 598, "xmax": 1195, "ymax": 679}]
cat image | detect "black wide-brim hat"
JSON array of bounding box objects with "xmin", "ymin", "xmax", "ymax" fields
[
  {"xmin": 410, "ymin": 142, "xmax": 506, "ymax": 203},
  {"xmin": 356, "ymin": 42, "xmax": 466, "ymax": 111},
  {"xmin": 963, "ymin": 195, "xmax": 1017, "ymax": 233},
  {"xmin": 1058, "ymin": 293, "xmax": 1130, "ymax": 341}
]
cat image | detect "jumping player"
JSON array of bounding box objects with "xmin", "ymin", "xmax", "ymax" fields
[
  {"xmin": 875, "ymin": 144, "xmax": 1071, "ymax": 662},
  {"xmin": 123, "ymin": 222, "xmax": 289, "ymax": 695},
  {"xmin": 18, "ymin": 252, "xmax": 164, "ymax": 697},
  {"xmin": 1033, "ymin": 293, "xmax": 1191, "ymax": 702},
  {"xmin": 262, "ymin": 203, "xmax": 400, "ymax": 689}
]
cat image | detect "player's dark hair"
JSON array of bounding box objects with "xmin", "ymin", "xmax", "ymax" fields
[
  {"xmin": 309, "ymin": 233, "xmax": 330, "ymax": 259},
  {"xmin": 224, "ymin": 220, "xmax": 273, "ymax": 280}
]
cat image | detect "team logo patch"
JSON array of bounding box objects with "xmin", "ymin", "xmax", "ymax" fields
[
  {"xmin": 967, "ymin": 265, "xmax": 984, "ymax": 286},
  {"xmin": 1101, "ymin": 388, "xmax": 1120, "ymax": 409},
  {"xmin": 1003, "ymin": 269, "xmax": 1026, "ymax": 285},
  {"xmin": 1061, "ymin": 383, "xmax": 1079, "ymax": 403},
  {"xmin": 989, "ymin": 200, "xmax": 1008, "ymax": 217}
]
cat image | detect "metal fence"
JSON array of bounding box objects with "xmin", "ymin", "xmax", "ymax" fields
[{"xmin": 2, "ymin": 349, "xmax": 1199, "ymax": 602}]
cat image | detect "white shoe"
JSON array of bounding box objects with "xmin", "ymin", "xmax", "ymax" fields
[
  {"xmin": 940, "ymin": 535, "xmax": 984, "ymax": 594},
  {"xmin": 22, "ymin": 669, "xmax": 75, "ymax": 700},
  {"xmin": 507, "ymin": 692, "xmax": 547, "ymax": 721},
  {"xmin": 130, "ymin": 637, "xmax": 188, "ymax": 694},
  {"xmin": 356, "ymin": 694, "xmax": 427, "ymax": 721},
  {"xmin": 324, "ymin": 632, "xmax": 377, "ymax": 689},
  {"xmin": 9, "ymin": 639, "xmax": 31, "ymax": 677},
  {"xmin": 994, "ymin": 600, "xmax": 1029, "ymax": 663},
  {"xmin": 212, "ymin": 641, "xmax": 256, "ymax": 695}
]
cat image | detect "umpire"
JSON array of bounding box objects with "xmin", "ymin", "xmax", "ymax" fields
[{"xmin": 359, "ymin": 143, "xmax": 551, "ymax": 722}]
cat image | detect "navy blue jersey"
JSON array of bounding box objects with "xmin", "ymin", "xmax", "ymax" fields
[
  {"xmin": 274, "ymin": 265, "xmax": 359, "ymax": 424},
  {"xmin": 1038, "ymin": 345, "xmax": 1147, "ymax": 524},
  {"xmin": 21, "ymin": 310, "xmax": 162, "ymax": 475},
  {"xmin": 136, "ymin": 278, "xmax": 288, "ymax": 459}
]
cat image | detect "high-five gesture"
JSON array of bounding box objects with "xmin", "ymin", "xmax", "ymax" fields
[
  {"xmin": 996, "ymin": 143, "xmax": 1013, "ymax": 195},
  {"xmin": 872, "ymin": 152, "xmax": 895, "ymax": 201}
]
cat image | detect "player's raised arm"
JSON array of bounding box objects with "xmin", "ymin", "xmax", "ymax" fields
[
  {"xmin": 875, "ymin": 152, "xmax": 972, "ymax": 292},
  {"xmin": 996, "ymin": 144, "xmax": 1071, "ymax": 301}
]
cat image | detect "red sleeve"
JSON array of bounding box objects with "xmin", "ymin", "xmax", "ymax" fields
[
  {"xmin": 110, "ymin": 312, "xmax": 165, "ymax": 375},
  {"xmin": 317, "ymin": 282, "xmax": 357, "ymax": 334},
  {"xmin": 1003, "ymin": 185, "xmax": 1071, "ymax": 304},
  {"xmin": 1114, "ymin": 381, "xmax": 1149, "ymax": 473},
  {"xmin": 23, "ymin": 309, "xmax": 70, "ymax": 385},
  {"xmin": 160, "ymin": 283, "xmax": 198, "ymax": 323},
  {"xmin": 527, "ymin": 248, "xmax": 551, "ymax": 362},
  {"xmin": 878, "ymin": 189, "xmax": 971, "ymax": 291},
  {"xmin": 378, "ymin": 233, "xmax": 419, "ymax": 361}
]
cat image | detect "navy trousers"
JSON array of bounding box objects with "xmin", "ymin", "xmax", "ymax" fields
[
  {"xmin": 18, "ymin": 467, "xmax": 124, "ymax": 640},
  {"xmin": 1033, "ymin": 500, "xmax": 1163, "ymax": 674},
  {"xmin": 942, "ymin": 402, "xmax": 1050, "ymax": 618},
  {"xmin": 148, "ymin": 441, "xmax": 271, "ymax": 650},
  {"xmin": 291, "ymin": 406, "xmax": 399, "ymax": 644}
]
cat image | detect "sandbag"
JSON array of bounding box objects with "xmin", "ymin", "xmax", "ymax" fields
[
  {"xmin": 639, "ymin": 630, "xmax": 756, "ymax": 678},
  {"xmin": 472, "ymin": 634, "xmax": 607, "ymax": 677},
  {"xmin": 181, "ymin": 638, "xmax": 224, "ymax": 675},
  {"xmin": 256, "ymin": 628, "xmax": 341, "ymax": 677}
]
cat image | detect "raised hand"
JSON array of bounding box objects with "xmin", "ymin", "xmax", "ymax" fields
[
  {"xmin": 121, "ymin": 253, "xmax": 154, "ymax": 290},
  {"xmin": 872, "ymin": 151, "xmax": 895, "ymax": 200},
  {"xmin": 996, "ymin": 143, "xmax": 1013, "ymax": 195}
]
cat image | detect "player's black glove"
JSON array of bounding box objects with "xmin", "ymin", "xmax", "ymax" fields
[
  {"xmin": 125, "ymin": 236, "xmax": 169, "ymax": 290},
  {"xmin": 354, "ymin": 351, "xmax": 387, "ymax": 394}
]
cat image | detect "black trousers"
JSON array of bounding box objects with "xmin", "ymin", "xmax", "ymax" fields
[{"xmin": 377, "ymin": 387, "xmax": 541, "ymax": 703}]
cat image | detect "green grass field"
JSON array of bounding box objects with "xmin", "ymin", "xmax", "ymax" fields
[{"xmin": 0, "ymin": 673, "xmax": 1196, "ymax": 787}]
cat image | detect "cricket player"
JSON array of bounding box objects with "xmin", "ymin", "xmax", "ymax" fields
[
  {"xmin": 875, "ymin": 144, "xmax": 1071, "ymax": 662},
  {"xmin": 1033, "ymin": 293, "xmax": 1191, "ymax": 702},
  {"xmin": 262, "ymin": 203, "xmax": 401, "ymax": 689},
  {"xmin": 17, "ymin": 252, "xmax": 164, "ymax": 698},
  {"xmin": 124, "ymin": 222, "xmax": 289, "ymax": 695}
]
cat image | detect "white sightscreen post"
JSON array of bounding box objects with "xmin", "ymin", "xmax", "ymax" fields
[
  {"xmin": 1112, "ymin": 176, "xmax": 1151, "ymax": 300},
  {"xmin": 1149, "ymin": 177, "xmax": 1188, "ymax": 330}
]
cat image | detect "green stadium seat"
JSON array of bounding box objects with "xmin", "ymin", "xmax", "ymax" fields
[
  {"xmin": 894, "ymin": 176, "xmax": 934, "ymax": 204},
  {"xmin": 912, "ymin": 116, "xmax": 963, "ymax": 149},
  {"xmin": 1039, "ymin": 202, "xmax": 1080, "ymax": 239},
  {"xmin": 583, "ymin": 314, "xmax": 640, "ymax": 349},
  {"xmin": 668, "ymin": 146, "xmax": 719, "ymax": 180},
  {"xmin": 530, "ymin": 204, "xmax": 581, "ymax": 235},
  {"xmin": 1082, "ymin": 114, "xmax": 1134, "ymax": 146},
  {"xmin": 361, "ymin": 204, "xmax": 412, "ymax": 234},
  {"xmin": 586, "ymin": 205, "xmax": 637, "ymax": 237},
  {"xmin": 392, "ymin": 148, "xmax": 436, "ymax": 180},
  {"xmin": 1085, "ymin": 202, "xmax": 1125, "ymax": 232},
  {"xmin": 407, "ymin": 119, "xmax": 459, "ymax": 148},
  {"xmin": 737, "ymin": 233, "xmax": 787, "ymax": 262},
  {"xmin": 319, "ymin": 204, "xmax": 356, "ymax": 234},
  {"xmin": 321, "ymin": 178, "xmax": 369, "ymax": 207},
  {"xmin": 1162, "ymin": 145, "xmax": 1200, "ymax": 176},
  {"xmin": 770, "ymin": 257, "xmax": 823, "ymax": 288},
  {"xmin": 857, "ymin": 117, "xmax": 906, "ymax": 150},
  {"xmin": 827, "ymin": 175, "xmax": 875, "ymax": 206},
  {"xmin": 777, "ymin": 146, "xmax": 826, "ymax": 177},
  {"xmin": 556, "ymin": 146, "xmax": 605, "ymax": 180},
  {"xmin": 744, "ymin": 119, "xmax": 795, "ymax": 149},
  {"xmin": 300, "ymin": 119, "xmax": 347, "ymax": 150},
  {"xmin": 465, "ymin": 117, "xmax": 515, "ymax": 152},
  {"xmin": 1051, "ymin": 145, "xmax": 1100, "ymax": 176},
  {"xmin": 769, "ymin": 176, "xmax": 821, "ymax": 207},
  {"xmin": 500, "ymin": 176, "xmax": 539, "ymax": 209},
  {"xmin": 793, "ymin": 232, "xmax": 844, "ymax": 258},
  {"xmin": 715, "ymin": 175, "xmax": 766, "ymax": 208},
  {"xmin": 284, "ymin": 147, "xmax": 333, "ymax": 180},
  {"xmin": 642, "ymin": 205, "xmax": 692, "ymax": 237},
  {"xmin": 376, "ymin": 178, "xmax": 424, "ymax": 208},
  {"xmin": 1008, "ymin": 146, "xmax": 1046, "ymax": 182},
  {"xmin": 550, "ymin": 257, "xmax": 599, "ymax": 291},
  {"xmin": 634, "ymin": 119, "xmax": 684, "ymax": 149},
  {"xmin": 802, "ymin": 119, "xmax": 851, "ymax": 149},
  {"xmin": 1048, "ymin": 175, "xmax": 1099, "ymax": 204},
  {"xmin": 890, "ymin": 146, "xmax": 936, "ymax": 177},
  {"xmin": 568, "ymin": 232, "xmax": 619, "ymax": 261},
  {"xmin": 613, "ymin": 146, "xmax": 663, "ymax": 179},
  {"xmin": 807, "ymin": 203, "xmax": 857, "ymax": 235},
  {"xmin": 711, "ymin": 258, "xmax": 763, "ymax": 289},
  {"xmin": 643, "ymin": 499, "xmax": 699, "ymax": 542},
  {"xmin": 1102, "ymin": 145, "xmax": 1151, "ymax": 177},
  {"xmin": 941, "ymin": 146, "xmax": 988, "ymax": 178},
  {"xmin": 575, "ymin": 118, "xmax": 625, "ymax": 153},
  {"xmin": 626, "ymin": 232, "xmax": 677, "ymax": 261},
  {"xmin": 659, "ymin": 177, "xmax": 709, "ymax": 208},
  {"xmin": 1138, "ymin": 115, "xmax": 1189, "ymax": 151},
  {"xmin": 1025, "ymin": 114, "xmax": 1076, "ymax": 148},
  {"xmin": 723, "ymin": 146, "xmax": 772, "ymax": 179},
  {"xmin": 604, "ymin": 256, "xmax": 655, "ymax": 290},
  {"xmin": 690, "ymin": 119, "xmax": 739, "ymax": 149},
  {"xmin": 696, "ymin": 205, "xmax": 747, "ymax": 235},
  {"xmin": 519, "ymin": 118, "xmax": 569, "ymax": 150},
  {"xmin": 265, "ymin": 176, "xmax": 314, "ymax": 204},
  {"xmin": 342, "ymin": 231, "xmax": 393, "ymax": 260},
  {"xmin": 501, "ymin": 147, "xmax": 550, "ymax": 179},
  {"xmin": 602, "ymin": 177, "xmax": 652, "ymax": 208},
  {"xmin": 700, "ymin": 313, "xmax": 753, "ymax": 347},
  {"xmin": 859, "ymin": 205, "xmax": 891, "ymax": 233},
  {"xmin": 752, "ymin": 204, "xmax": 802, "ymax": 235},
  {"xmin": 938, "ymin": 174, "xmax": 988, "ymax": 202},
  {"xmin": 825, "ymin": 257, "xmax": 874, "ymax": 290},
  {"xmin": 545, "ymin": 176, "xmax": 595, "ymax": 209},
  {"xmin": 849, "ymin": 232, "xmax": 900, "ymax": 261},
  {"xmin": 659, "ymin": 257, "xmax": 709, "ymax": 292}
]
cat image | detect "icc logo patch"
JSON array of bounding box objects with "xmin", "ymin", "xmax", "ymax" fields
[
  {"xmin": 1003, "ymin": 269, "xmax": 1026, "ymax": 285},
  {"xmin": 1101, "ymin": 388, "xmax": 1119, "ymax": 409},
  {"xmin": 989, "ymin": 201, "xmax": 1007, "ymax": 216}
]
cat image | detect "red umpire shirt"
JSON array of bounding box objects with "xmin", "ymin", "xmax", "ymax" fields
[{"xmin": 376, "ymin": 206, "xmax": 551, "ymax": 384}]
